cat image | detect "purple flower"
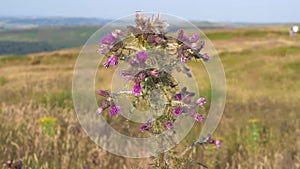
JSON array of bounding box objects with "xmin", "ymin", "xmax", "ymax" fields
[
  {"xmin": 132, "ymin": 82, "xmax": 142, "ymax": 96},
  {"xmin": 104, "ymin": 59, "xmax": 111, "ymax": 68},
  {"xmin": 208, "ymin": 139, "xmax": 215, "ymax": 144},
  {"xmin": 136, "ymin": 51, "xmax": 148, "ymax": 63},
  {"xmin": 98, "ymin": 90, "xmax": 110, "ymax": 97},
  {"xmin": 110, "ymin": 55, "xmax": 118, "ymax": 66},
  {"xmin": 194, "ymin": 114, "xmax": 204, "ymax": 122},
  {"xmin": 196, "ymin": 97, "xmax": 207, "ymax": 106},
  {"xmin": 96, "ymin": 100, "xmax": 110, "ymax": 115},
  {"xmin": 182, "ymin": 35, "xmax": 189, "ymax": 41},
  {"xmin": 201, "ymin": 53, "xmax": 210, "ymax": 62},
  {"xmin": 206, "ymin": 134, "xmax": 222, "ymax": 148},
  {"xmin": 181, "ymin": 57, "xmax": 187, "ymax": 64},
  {"xmin": 174, "ymin": 93, "xmax": 182, "ymax": 101},
  {"xmin": 190, "ymin": 33, "xmax": 200, "ymax": 43},
  {"xmin": 104, "ymin": 55, "xmax": 118, "ymax": 68},
  {"xmin": 177, "ymin": 29, "xmax": 188, "ymax": 42},
  {"xmin": 165, "ymin": 121, "xmax": 173, "ymax": 129},
  {"xmin": 101, "ymin": 34, "xmax": 116, "ymax": 44},
  {"xmin": 215, "ymin": 140, "xmax": 222, "ymax": 148},
  {"xmin": 109, "ymin": 105, "xmax": 120, "ymax": 116},
  {"xmin": 148, "ymin": 69, "xmax": 160, "ymax": 77},
  {"xmin": 184, "ymin": 95, "xmax": 192, "ymax": 104},
  {"xmin": 129, "ymin": 59, "xmax": 136, "ymax": 66},
  {"xmin": 173, "ymin": 107, "xmax": 183, "ymax": 116},
  {"xmin": 140, "ymin": 124, "xmax": 148, "ymax": 132}
]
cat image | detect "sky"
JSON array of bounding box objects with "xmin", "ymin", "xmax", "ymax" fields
[{"xmin": 1, "ymin": 0, "xmax": 300, "ymax": 23}]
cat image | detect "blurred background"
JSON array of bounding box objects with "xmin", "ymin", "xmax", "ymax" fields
[{"xmin": 0, "ymin": 0, "xmax": 299, "ymax": 168}]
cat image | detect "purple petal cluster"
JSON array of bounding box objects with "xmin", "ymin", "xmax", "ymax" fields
[
  {"xmin": 140, "ymin": 124, "xmax": 148, "ymax": 132},
  {"xmin": 177, "ymin": 29, "xmax": 209, "ymax": 63},
  {"xmin": 101, "ymin": 34, "xmax": 116, "ymax": 44},
  {"xmin": 109, "ymin": 105, "xmax": 120, "ymax": 116},
  {"xmin": 96, "ymin": 90, "xmax": 121, "ymax": 117},
  {"xmin": 104, "ymin": 54, "xmax": 118, "ymax": 68},
  {"xmin": 207, "ymin": 134, "xmax": 222, "ymax": 148},
  {"xmin": 174, "ymin": 87, "xmax": 195, "ymax": 104},
  {"xmin": 97, "ymin": 29, "xmax": 123, "ymax": 56},
  {"xmin": 196, "ymin": 97, "xmax": 207, "ymax": 106},
  {"xmin": 98, "ymin": 90, "xmax": 111, "ymax": 97},
  {"xmin": 136, "ymin": 51, "xmax": 148, "ymax": 63},
  {"xmin": 194, "ymin": 114, "xmax": 204, "ymax": 122},
  {"xmin": 132, "ymin": 82, "xmax": 142, "ymax": 96},
  {"xmin": 165, "ymin": 121, "xmax": 173, "ymax": 129},
  {"xmin": 173, "ymin": 107, "xmax": 183, "ymax": 116},
  {"xmin": 139, "ymin": 119, "xmax": 152, "ymax": 132}
]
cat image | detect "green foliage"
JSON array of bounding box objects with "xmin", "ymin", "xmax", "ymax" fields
[{"xmin": 38, "ymin": 117, "xmax": 58, "ymax": 137}]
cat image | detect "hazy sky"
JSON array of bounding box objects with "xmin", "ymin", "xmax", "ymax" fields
[{"xmin": 1, "ymin": 0, "xmax": 299, "ymax": 23}]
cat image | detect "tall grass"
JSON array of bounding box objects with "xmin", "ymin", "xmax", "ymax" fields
[{"xmin": 1, "ymin": 28, "xmax": 300, "ymax": 168}]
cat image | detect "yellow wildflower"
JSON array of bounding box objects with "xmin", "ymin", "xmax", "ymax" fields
[
  {"xmin": 38, "ymin": 117, "xmax": 57, "ymax": 124},
  {"xmin": 248, "ymin": 119, "xmax": 259, "ymax": 123}
]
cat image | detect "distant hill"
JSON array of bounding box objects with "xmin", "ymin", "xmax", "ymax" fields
[
  {"xmin": 0, "ymin": 26, "xmax": 99, "ymax": 55},
  {"xmin": 0, "ymin": 17, "xmax": 110, "ymax": 30},
  {"xmin": 0, "ymin": 16, "xmax": 298, "ymax": 55}
]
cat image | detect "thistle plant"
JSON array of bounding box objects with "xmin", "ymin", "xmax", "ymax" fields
[{"xmin": 96, "ymin": 12, "xmax": 221, "ymax": 168}]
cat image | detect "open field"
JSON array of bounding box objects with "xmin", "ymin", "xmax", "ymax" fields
[{"xmin": 0, "ymin": 27, "xmax": 300, "ymax": 168}]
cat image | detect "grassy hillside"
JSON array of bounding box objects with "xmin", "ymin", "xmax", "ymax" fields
[
  {"xmin": 0, "ymin": 27, "xmax": 300, "ymax": 168},
  {"xmin": 0, "ymin": 26, "xmax": 99, "ymax": 55}
]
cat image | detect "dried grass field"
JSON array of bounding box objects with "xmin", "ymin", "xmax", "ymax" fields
[{"xmin": 1, "ymin": 27, "xmax": 300, "ymax": 169}]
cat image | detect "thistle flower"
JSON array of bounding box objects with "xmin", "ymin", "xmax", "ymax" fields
[
  {"xmin": 101, "ymin": 34, "xmax": 116, "ymax": 44},
  {"xmin": 104, "ymin": 54, "xmax": 118, "ymax": 68},
  {"xmin": 190, "ymin": 33, "xmax": 200, "ymax": 43},
  {"xmin": 98, "ymin": 90, "xmax": 110, "ymax": 97},
  {"xmin": 109, "ymin": 105, "xmax": 120, "ymax": 116},
  {"xmin": 196, "ymin": 97, "xmax": 207, "ymax": 106},
  {"xmin": 165, "ymin": 121, "xmax": 173, "ymax": 129},
  {"xmin": 177, "ymin": 29, "xmax": 189, "ymax": 42},
  {"xmin": 174, "ymin": 93, "xmax": 182, "ymax": 101},
  {"xmin": 173, "ymin": 107, "xmax": 183, "ymax": 116},
  {"xmin": 183, "ymin": 94, "xmax": 192, "ymax": 104},
  {"xmin": 215, "ymin": 140, "xmax": 222, "ymax": 148},
  {"xmin": 146, "ymin": 119, "xmax": 152, "ymax": 126},
  {"xmin": 200, "ymin": 53, "xmax": 210, "ymax": 62},
  {"xmin": 194, "ymin": 114, "xmax": 204, "ymax": 122},
  {"xmin": 207, "ymin": 134, "xmax": 222, "ymax": 148},
  {"xmin": 132, "ymin": 82, "xmax": 142, "ymax": 96},
  {"xmin": 140, "ymin": 124, "xmax": 148, "ymax": 132},
  {"xmin": 96, "ymin": 12, "xmax": 215, "ymax": 144},
  {"xmin": 136, "ymin": 51, "xmax": 148, "ymax": 63}
]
